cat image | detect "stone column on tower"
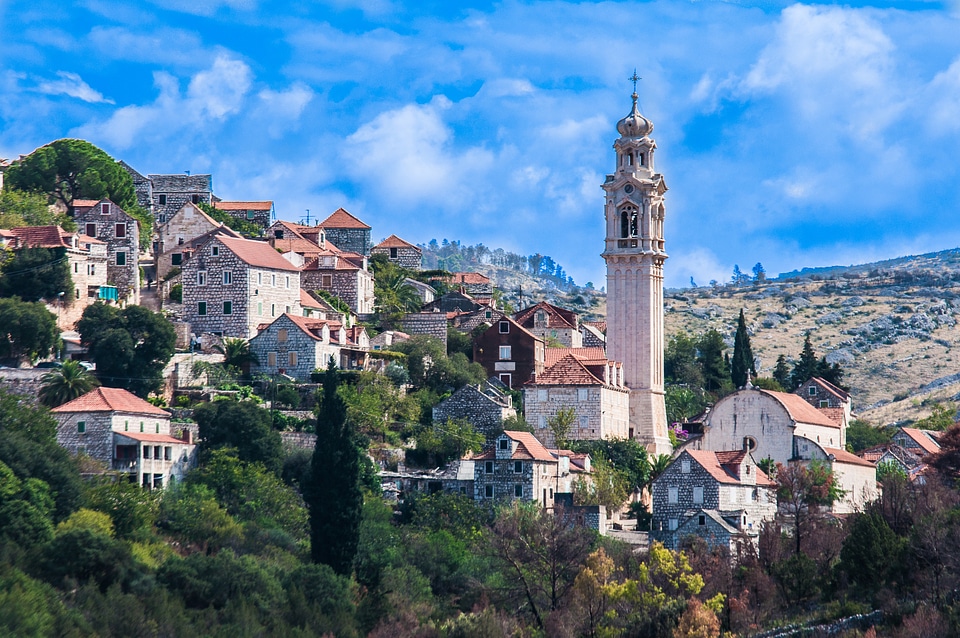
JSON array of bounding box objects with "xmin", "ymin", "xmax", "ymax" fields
[{"xmin": 601, "ymin": 85, "xmax": 672, "ymax": 455}]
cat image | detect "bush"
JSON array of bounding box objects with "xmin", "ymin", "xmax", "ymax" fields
[
  {"xmin": 169, "ymin": 284, "xmax": 182, "ymax": 303},
  {"xmin": 275, "ymin": 385, "xmax": 301, "ymax": 409}
]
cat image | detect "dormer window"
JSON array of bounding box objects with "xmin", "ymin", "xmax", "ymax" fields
[{"xmin": 498, "ymin": 438, "xmax": 510, "ymax": 451}]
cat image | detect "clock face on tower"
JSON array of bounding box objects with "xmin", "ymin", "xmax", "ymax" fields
[{"xmin": 624, "ymin": 184, "xmax": 634, "ymax": 194}]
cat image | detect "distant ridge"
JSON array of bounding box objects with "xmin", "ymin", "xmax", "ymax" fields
[{"xmin": 778, "ymin": 247, "xmax": 960, "ymax": 280}]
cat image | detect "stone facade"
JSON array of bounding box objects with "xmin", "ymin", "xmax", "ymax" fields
[
  {"xmin": 213, "ymin": 201, "xmax": 274, "ymax": 230},
  {"xmin": 432, "ymin": 379, "xmax": 517, "ymax": 442},
  {"xmin": 452, "ymin": 306, "xmax": 505, "ymax": 333},
  {"xmin": 472, "ymin": 431, "xmax": 587, "ymax": 510},
  {"xmin": 119, "ymin": 161, "xmax": 154, "ymax": 218},
  {"xmin": 602, "ymin": 92, "xmax": 670, "ymax": 454},
  {"xmin": 157, "ymin": 203, "xmax": 240, "ymax": 280},
  {"xmin": 149, "ymin": 174, "xmax": 213, "ymax": 225},
  {"xmin": 797, "ymin": 377, "xmax": 851, "ymax": 428},
  {"xmin": 250, "ymin": 313, "xmax": 347, "ymax": 380},
  {"xmin": 371, "ymin": 235, "xmax": 422, "ymax": 270},
  {"xmin": 51, "ymin": 387, "xmax": 196, "ymax": 489},
  {"xmin": 318, "ymin": 208, "xmax": 371, "ymax": 255},
  {"xmin": 514, "ymin": 302, "xmax": 583, "ymax": 348},
  {"xmin": 400, "ymin": 312, "xmax": 448, "ymax": 345},
  {"xmin": 181, "ymin": 235, "xmax": 302, "ymax": 338},
  {"xmin": 793, "ymin": 436, "xmax": 878, "ymax": 514},
  {"xmin": 301, "ymin": 258, "xmax": 374, "ymax": 315},
  {"xmin": 73, "ymin": 200, "xmax": 141, "ymax": 305},
  {"xmin": 474, "ymin": 317, "xmax": 545, "ymax": 389},
  {"xmin": 524, "ymin": 355, "xmax": 630, "ymax": 444},
  {"xmin": 61, "ymin": 233, "xmax": 109, "ymax": 328},
  {"xmin": 422, "ymin": 292, "xmax": 480, "ymax": 314},
  {"xmin": 651, "ymin": 449, "xmax": 777, "ymax": 551}
]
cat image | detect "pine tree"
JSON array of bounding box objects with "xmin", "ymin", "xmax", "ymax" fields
[
  {"xmin": 696, "ymin": 329, "xmax": 729, "ymax": 393},
  {"xmin": 790, "ymin": 334, "xmax": 819, "ymax": 391},
  {"xmin": 306, "ymin": 361, "xmax": 362, "ymax": 576},
  {"xmin": 773, "ymin": 355, "xmax": 791, "ymax": 390},
  {"xmin": 731, "ymin": 309, "xmax": 755, "ymax": 388}
]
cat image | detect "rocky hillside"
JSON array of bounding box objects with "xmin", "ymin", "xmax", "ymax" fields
[{"xmin": 664, "ymin": 253, "xmax": 960, "ymax": 426}]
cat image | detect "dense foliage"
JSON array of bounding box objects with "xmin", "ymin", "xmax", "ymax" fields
[
  {"xmin": 0, "ymin": 247, "xmax": 72, "ymax": 302},
  {"xmin": 0, "ymin": 297, "xmax": 59, "ymax": 365}
]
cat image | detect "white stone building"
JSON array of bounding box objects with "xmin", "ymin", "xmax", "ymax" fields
[{"xmin": 601, "ymin": 86, "xmax": 670, "ymax": 454}]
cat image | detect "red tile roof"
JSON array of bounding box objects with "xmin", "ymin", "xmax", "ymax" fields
[
  {"xmin": 52, "ymin": 387, "xmax": 170, "ymax": 416},
  {"xmin": 72, "ymin": 199, "xmax": 100, "ymax": 208},
  {"xmin": 685, "ymin": 450, "xmax": 775, "ymax": 486},
  {"xmin": 544, "ymin": 347, "xmax": 607, "ymax": 368},
  {"xmin": 818, "ymin": 407, "xmax": 846, "ymax": 427},
  {"xmin": 300, "ymin": 289, "xmax": 324, "ymax": 309},
  {"xmin": 319, "ymin": 208, "xmax": 370, "ymax": 230},
  {"xmin": 762, "ymin": 390, "xmax": 841, "ymax": 428},
  {"xmin": 448, "ymin": 272, "xmax": 490, "ymax": 285},
  {"xmin": 583, "ymin": 321, "xmax": 606, "ymax": 334},
  {"xmin": 7, "ymin": 226, "xmax": 69, "ymax": 248},
  {"xmin": 504, "ymin": 430, "xmax": 556, "ymax": 461},
  {"xmin": 531, "ymin": 354, "xmax": 604, "ymax": 386},
  {"xmin": 115, "ymin": 432, "xmax": 188, "ymax": 444},
  {"xmin": 810, "ymin": 377, "xmax": 850, "ymax": 400},
  {"xmin": 217, "ymin": 236, "xmax": 300, "ymax": 271},
  {"xmin": 215, "ymin": 201, "xmax": 273, "ymax": 211},
  {"xmin": 513, "ymin": 301, "xmax": 578, "ymax": 330},
  {"xmin": 375, "ymin": 234, "xmax": 419, "ymax": 250},
  {"xmin": 276, "ymin": 313, "xmax": 332, "ymax": 341},
  {"xmin": 824, "ymin": 446, "xmax": 877, "ymax": 468},
  {"xmin": 898, "ymin": 427, "xmax": 941, "ymax": 455}
]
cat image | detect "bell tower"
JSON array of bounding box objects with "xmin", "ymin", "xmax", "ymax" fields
[{"xmin": 601, "ymin": 74, "xmax": 671, "ymax": 455}]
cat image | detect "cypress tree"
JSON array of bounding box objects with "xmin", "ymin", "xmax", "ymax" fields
[
  {"xmin": 731, "ymin": 309, "xmax": 755, "ymax": 388},
  {"xmin": 306, "ymin": 361, "xmax": 362, "ymax": 575},
  {"xmin": 790, "ymin": 334, "xmax": 819, "ymax": 390},
  {"xmin": 773, "ymin": 355, "xmax": 791, "ymax": 390}
]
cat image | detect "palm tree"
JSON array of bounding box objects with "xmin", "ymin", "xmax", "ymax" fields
[
  {"xmin": 213, "ymin": 338, "xmax": 259, "ymax": 376},
  {"xmin": 39, "ymin": 360, "xmax": 100, "ymax": 407}
]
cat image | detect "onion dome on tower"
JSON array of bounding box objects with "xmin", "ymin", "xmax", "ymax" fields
[{"xmin": 616, "ymin": 91, "xmax": 654, "ymax": 138}]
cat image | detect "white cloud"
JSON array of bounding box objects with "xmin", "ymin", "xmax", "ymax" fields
[
  {"xmin": 87, "ymin": 26, "xmax": 212, "ymax": 67},
  {"xmin": 924, "ymin": 56, "xmax": 960, "ymax": 135},
  {"xmin": 669, "ymin": 248, "xmax": 730, "ymax": 289},
  {"xmin": 146, "ymin": 0, "xmax": 256, "ymax": 17},
  {"xmin": 35, "ymin": 71, "xmax": 113, "ymax": 104}
]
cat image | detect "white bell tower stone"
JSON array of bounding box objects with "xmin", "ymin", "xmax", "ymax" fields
[{"xmin": 601, "ymin": 78, "xmax": 672, "ymax": 455}]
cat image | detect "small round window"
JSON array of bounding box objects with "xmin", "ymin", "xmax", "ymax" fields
[{"xmin": 743, "ymin": 436, "xmax": 757, "ymax": 451}]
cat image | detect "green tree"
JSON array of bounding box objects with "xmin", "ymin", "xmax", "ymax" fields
[
  {"xmin": 665, "ymin": 332, "xmax": 703, "ymax": 387},
  {"xmin": 193, "ymin": 400, "xmax": 283, "ymax": 475},
  {"xmin": 838, "ymin": 511, "xmax": 904, "ymax": 594},
  {"xmin": 4, "ymin": 139, "xmax": 138, "ymax": 214},
  {"xmin": 665, "ymin": 386, "xmax": 705, "ymax": 425},
  {"xmin": 213, "ymin": 337, "xmax": 260, "ymax": 376},
  {"xmin": 85, "ymin": 477, "xmax": 160, "ymax": 541},
  {"xmin": 914, "ymin": 402, "xmax": 957, "ymax": 431},
  {"xmin": 38, "ymin": 359, "xmax": 100, "ymax": 407},
  {"xmin": 198, "ymin": 202, "xmax": 263, "ymax": 237},
  {"xmin": 0, "ymin": 247, "xmax": 72, "ymax": 302},
  {"xmin": 775, "ymin": 461, "xmax": 844, "ymax": 555},
  {"xmin": 790, "ymin": 334, "xmax": 819, "ymax": 391},
  {"xmin": 0, "ymin": 186, "xmax": 74, "ymax": 229},
  {"xmin": 731, "ymin": 309, "xmax": 755, "ymax": 388},
  {"xmin": 696, "ymin": 329, "xmax": 729, "ymax": 393},
  {"xmin": 846, "ymin": 419, "xmax": 892, "ymax": 452},
  {"xmin": 548, "ymin": 406, "xmax": 576, "ymax": 449},
  {"xmin": 158, "ymin": 482, "xmax": 242, "ymax": 554},
  {"xmin": 392, "ymin": 335, "xmax": 485, "ymax": 394},
  {"xmin": 0, "ymin": 461, "xmax": 55, "ymax": 548},
  {"xmin": 370, "ymin": 253, "xmax": 422, "ymax": 327},
  {"xmin": 410, "ymin": 418, "xmax": 484, "ymax": 467},
  {"xmin": 306, "ymin": 363, "xmax": 362, "ymax": 576},
  {"xmin": 0, "ymin": 297, "xmax": 58, "ymax": 365},
  {"xmin": 772, "ymin": 354, "xmax": 791, "ymax": 391},
  {"xmin": 77, "ymin": 303, "xmax": 176, "ymax": 397},
  {"xmin": 573, "ymin": 454, "xmax": 629, "ymax": 511}
]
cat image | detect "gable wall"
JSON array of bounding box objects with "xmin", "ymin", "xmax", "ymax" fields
[{"xmin": 74, "ymin": 203, "xmax": 141, "ymax": 305}]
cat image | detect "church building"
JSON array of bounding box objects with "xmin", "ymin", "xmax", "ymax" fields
[{"xmin": 602, "ymin": 80, "xmax": 671, "ymax": 454}]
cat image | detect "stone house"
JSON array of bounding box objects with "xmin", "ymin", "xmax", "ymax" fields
[
  {"xmin": 213, "ymin": 201, "xmax": 274, "ymax": 231},
  {"xmin": 438, "ymin": 272, "xmax": 493, "ymax": 300},
  {"xmin": 119, "ymin": 161, "xmax": 154, "ymax": 217},
  {"xmin": 451, "ymin": 306, "xmax": 505, "ymax": 333},
  {"xmin": 474, "ymin": 317, "xmax": 545, "ymax": 389},
  {"xmin": 514, "ymin": 301, "xmax": 583, "ymax": 348},
  {"xmin": 422, "ymin": 292, "xmax": 481, "ymax": 314},
  {"xmin": 156, "ymin": 202, "xmax": 241, "ymax": 280},
  {"xmin": 651, "ymin": 449, "xmax": 777, "ymax": 551},
  {"xmin": 580, "ymin": 322, "xmax": 606, "ymax": 348},
  {"xmin": 318, "ymin": 208, "xmax": 371, "ymax": 256},
  {"xmin": 51, "ymin": 387, "xmax": 196, "ymax": 489},
  {"xmin": 369, "ymin": 330, "xmax": 411, "ymax": 352},
  {"xmin": 792, "ymin": 437, "xmax": 878, "ymax": 513},
  {"xmin": 472, "ymin": 431, "xmax": 589, "ymax": 510},
  {"xmin": 300, "ymin": 251, "xmax": 375, "ymax": 315},
  {"xmin": 181, "ymin": 235, "xmax": 301, "ymax": 338},
  {"xmin": 403, "ymin": 278, "xmax": 436, "ymax": 304},
  {"xmin": 432, "ymin": 378, "xmax": 517, "ymax": 442},
  {"xmin": 892, "ymin": 427, "xmax": 941, "ymax": 457},
  {"xmin": 72, "ymin": 199, "xmax": 141, "ymax": 305},
  {"xmin": 860, "ymin": 443, "xmax": 927, "ymax": 482},
  {"xmin": 524, "ymin": 353, "xmax": 629, "ymax": 445},
  {"xmin": 148, "ymin": 174, "xmax": 213, "ymax": 224},
  {"xmin": 3, "ymin": 226, "xmax": 110, "ymax": 328},
  {"xmin": 371, "ymin": 235, "xmax": 422, "ymax": 270},
  {"xmin": 340, "ymin": 325, "xmax": 370, "ymax": 370},
  {"xmin": 400, "ymin": 312, "xmax": 448, "ymax": 346},
  {"xmin": 796, "ymin": 377, "xmax": 851, "ymax": 428},
  {"xmin": 249, "ymin": 313, "xmax": 345, "ymax": 380}
]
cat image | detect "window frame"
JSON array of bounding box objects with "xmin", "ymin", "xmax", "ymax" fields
[
  {"xmin": 197, "ymin": 301, "xmax": 207, "ymax": 316},
  {"xmin": 115, "ymin": 251, "xmax": 126, "ymax": 266},
  {"xmin": 223, "ymin": 301, "xmax": 232, "ymax": 315}
]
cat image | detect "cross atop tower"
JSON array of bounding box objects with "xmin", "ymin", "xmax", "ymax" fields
[{"xmin": 629, "ymin": 70, "xmax": 641, "ymax": 96}]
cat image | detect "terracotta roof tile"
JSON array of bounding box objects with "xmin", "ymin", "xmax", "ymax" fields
[
  {"xmin": 374, "ymin": 234, "xmax": 419, "ymax": 250},
  {"xmin": 504, "ymin": 430, "xmax": 556, "ymax": 462},
  {"xmin": 72, "ymin": 199, "xmax": 99, "ymax": 208},
  {"xmin": 300, "ymin": 289, "xmax": 324, "ymax": 309},
  {"xmin": 532, "ymin": 354, "xmax": 604, "ymax": 386},
  {"xmin": 684, "ymin": 450, "xmax": 775, "ymax": 486},
  {"xmin": 513, "ymin": 301, "xmax": 578, "ymax": 330},
  {"xmin": 52, "ymin": 387, "xmax": 170, "ymax": 416},
  {"xmin": 7, "ymin": 226, "xmax": 69, "ymax": 248},
  {"xmin": 544, "ymin": 347, "xmax": 607, "ymax": 368},
  {"xmin": 762, "ymin": 390, "xmax": 841, "ymax": 429},
  {"xmin": 319, "ymin": 208, "xmax": 370, "ymax": 230},
  {"xmin": 115, "ymin": 432, "xmax": 188, "ymax": 444},
  {"xmin": 810, "ymin": 377, "xmax": 850, "ymax": 400},
  {"xmin": 824, "ymin": 446, "xmax": 877, "ymax": 468},
  {"xmin": 275, "ymin": 313, "xmax": 333, "ymax": 341},
  {"xmin": 898, "ymin": 427, "xmax": 941, "ymax": 455},
  {"xmin": 217, "ymin": 236, "xmax": 300, "ymax": 271},
  {"xmin": 818, "ymin": 407, "xmax": 847, "ymax": 427},
  {"xmin": 447, "ymin": 272, "xmax": 490, "ymax": 285},
  {"xmin": 215, "ymin": 201, "xmax": 273, "ymax": 211},
  {"xmin": 584, "ymin": 321, "xmax": 606, "ymax": 334}
]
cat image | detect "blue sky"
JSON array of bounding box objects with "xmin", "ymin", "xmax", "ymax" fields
[{"xmin": 2, "ymin": 1, "xmax": 960, "ymax": 288}]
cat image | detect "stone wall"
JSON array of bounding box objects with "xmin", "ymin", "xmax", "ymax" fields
[
  {"xmin": 55, "ymin": 412, "xmax": 115, "ymax": 461},
  {"xmin": 302, "ymin": 268, "xmax": 373, "ymax": 314},
  {"xmin": 324, "ymin": 227, "xmax": 370, "ymax": 256},
  {"xmin": 371, "ymin": 245, "xmax": 421, "ymax": 270},
  {"xmin": 432, "ymin": 384, "xmax": 516, "ymax": 442},
  {"xmin": 0, "ymin": 368, "xmax": 45, "ymax": 404},
  {"xmin": 523, "ymin": 384, "xmax": 629, "ymax": 441},
  {"xmin": 74, "ymin": 202, "xmax": 141, "ymax": 305},
  {"xmin": 250, "ymin": 314, "xmax": 341, "ymax": 381},
  {"xmin": 401, "ymin": 312, "xmax": 448, "ymax": 346},
  {"xmin": 149, "ymin": 174, "xmax": 212, "ymax": 224}
]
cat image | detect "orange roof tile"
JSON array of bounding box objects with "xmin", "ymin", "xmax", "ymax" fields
[
  {"xmin": 824, "ymin": 446, "xmax": 877, "ymax": 468},
  {"xmin": 762, "ymin": 390, "xmax": 841, "ymax": 428},
  {"xmin": 115, "ymin": 432, "xmax": 188, "ymax": 444},
  {"xmin": 375, "ymin": 234, "xmax": 419, "ymax": 250},
  {"xmin": 300, "ymin": 289, "xmax": 324, "ymax": 309},
  {"xmin": 72, "ymin": 199, "xmax": 99, "ymax": 208},
  {"xmin": 215, "ymin": 201, "xmax": 273, "ymax": 211},
  {"xmin": 544, "ymin": 347, "xmax": 607, "ymax": 368},
  {"xmin": 504, "ymin": 431, "xmax": 556, "ymax": 461},
  {"xmin": 217, "ymin": 236, "xmax": 300, "ymax": 271},
  {"xmin": 276, "ymin": 313, "xmax": 332, "ymax": 341},
  {"xmin": 899, "ymin": 427, "xmax": 941, "ymax": 455},
  {"xmin": 52, "ymin": 387, "xmax": 170, "ymax": 416},
  {"xmin": 448, "ymin": 272, "xmax": 490, "ymax": 285},
  {"xmin": 7, "ymin": 226, "xmax": 69, "ymax": 248},
  {"xmin": 532, "ymin": 354, "xmax": 604, "ymax": 386},
  {"xmin": 685, "ymin": 450, "xmax": 775, "ymax": 486},
  {"xmin": 319, "ymin": 207, "xmax": 370, "ymax": 230},
  {"xmin": 810, "ymin": 377, "xmax": 850, "ymax": 400},
  {"xmin": 514, "ymin": 301, "xmax": 578, "ymax": 330}
]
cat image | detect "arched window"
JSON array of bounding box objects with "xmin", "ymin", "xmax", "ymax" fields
[
  {"xmin": 620, "ymin": 205, "xmax": 639, "ymax": 238},
  {"xmin": 639, "ymin": 153, "xmax": 645, "ymax": 166},
  {"xmin": 620, "ymin": 210, "xmax": 629, "ymax": 238},
  {"xmin": 626, "ymin": 152, "xmax": 633, "ymax": 165}
]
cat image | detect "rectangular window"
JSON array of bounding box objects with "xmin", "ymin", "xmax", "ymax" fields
[
  {"xmin": 514, "ymin": 460, "xmax": 523, "ymax": 473},
  {"xmin": 271, "ymin": 274, "xmax": 276, "ymax": 286},
  {"xmin": 681, "ymin": 458, "xmax": 691, "ymax": 474},
  {"xmin": 258, "ymin": 302, "xmax": 263, "ymax": 316},
  {"xmin": 158, "ymin": 194, "xmax": 166, "ymax": 205},
  {"xmin": 115, "ymin": 223, "xmax": 126, "ymax": 238},
  {"xmin": 278, "ymin": 329, "xmax": 287, "ymax": 342},
  {"xmin": 668, "ymin": 487, "xmax": 679, "ymax": 504},
  {"xmin": 223, "ymin": 271, "xmax": 232, "ymax": 285},
  {"xmin": 197, "ymin": 271, "xmax": 206, "ymax": 286},
  {"xmin": 485, "ymin": 485, "xmax": 494, "ymax": 498},
  {"xmin": 271, "ymin": 303, "xmax": 275, "ymax": 316},
  {"xmin": 809, "ymin": 386, "xmax": 817, "ymax": 396},
  {"xmin": 88, "ymin": 264, "xmax": 95, "ymax": 275},
  {"xmin": 143, "ymin": 446, "xmax": 150, "ymax": 459},
  {"xmin": 267, "ymin": 352, "xmax": 277, "ymax": 366},
  {"xmin": 77, "ymin": 421, "xmax": 85, "ymax": 433},
  {"xmin": 499, "ymin": 438, "xmax": 510, "ymax": 450},
  {"xmin": 172, "ymin": 253, "xmax": 182, "ymax": 266},
  {"xmin": 154, "ymin": 445, "xmax": 161, "ymax": 459},
  {"xmin": 246, "ymin": 210, "xmax": 255, "ymax": 220},
  {"xmin": 499, "ymin": 345, "xmax": 511, "ymax": 360},
  {"xmin": 100, "ymin": 203, "xmax": 110, "ymax": 215},
  {"xmin": 289, "ymin": 352, "xmax": 297, "ymax": 366},
  {"xmin": 578, "ymin": 388, "xmax": 589, "ymax": 402},
  {"xmin": 223, "ymin": 301, "xmax": 232, "ymax": 315},
  {"xmin": 819, "ymin": 400, "xmax": 829, "ymax": 408},
  {"xmin": 212, "ymin": 246, "xmax": 219, "ymax": 256},
  {"xmin": 499, "ymin": 373, "xmax": 511, "ymax": 388},
  {"xmin": 515, "ymin": 484, "xmax": 523, "ymax": 497},
  {"xmin": 85, "ymin": 223, "xmax": 96, "ymax": 237},
  {"xmin": 197, "ymin": 301, "xmax": 207, "ymax": 316},
  {"xmin": 485, "ymin": 461, "xmax": 493, "ymax": 474},
  {"xmin": 579, "ymin": 415, "xmax": 589, "ymax": 431},
  {"xmin": 693, "ymin": 486, "xmax": 704, "ymax": 504},
  {"xmin": 192, "ymin": 194, "xmax": 200, "ymax": 204},
  {"xmin": 257, "ymin": 272, "xmax": 262, "ymax": 284},
  {"xmin": 274, "ymin": 229, "xmax": 284, "ymax": 239},
  {"xmin": 155, "ymin": 423, "xmax": 159, "ymax": 433},
  {"xmin": 537, "ymin": 389, "xmax": 547, "ymax": 402},
  {"xmin": 669, "ymin": 519, "xmax": 678, "ymax": 531},
  {"xmin": 116, "ymin": 251, "xmax": 126, "ymax": 266},
  {"xmin": 164, "ymin": 447, "xmax": 171, "ymax": 461},
  {"xmin": 285, "ymin": 276, "xmax": 290, "ymax": 288},
  {"xmin": 321, "ymin": 274, "xmax": 332, "ymax": 287},
  {"xmin": 390, "ymin": 247, "xmax": 398, "ymax": 259},
  {"xmin": 499, "ymin": 321, "xmax": 509, "ymax": 334},
  {"xmin": 698, "ymin": 515, "xmax": 706, "ymax": 526},
  {"xmin": 538, "ymin": 415, "xmax": 547, "ymax": 428},
  {"xmin": 74, "ymin": 262, "xmax": 78, "ymax": 273},
  {"xmin": 140, "ymin": 421, "xmax": 144, "ymax": 432}
]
